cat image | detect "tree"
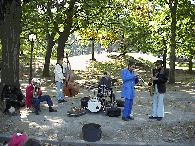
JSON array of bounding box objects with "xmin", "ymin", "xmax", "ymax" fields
[
  {"xmin": 176, "ymin": 0, "xmax": 195, "ymax": 74},
  {"xmin": 0, "ymin": 0, "xmax": 22, "ymax": 107},
  {"xmin": 168, "ymin": 0, "xmax": 178, "ymax": 84},
  {"xmin": 0, "ymin": 0, "xmax": 22, "ymax": 88}
]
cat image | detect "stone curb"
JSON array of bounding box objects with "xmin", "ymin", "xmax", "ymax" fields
[{"xmin": 0, "ymin": 135, "xmax": 192, "ymax": 146}]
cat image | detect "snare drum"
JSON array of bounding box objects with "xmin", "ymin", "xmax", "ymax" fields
[{"xmin": 87, "ymin": 99, "xmax": 102, "ymax": 112}]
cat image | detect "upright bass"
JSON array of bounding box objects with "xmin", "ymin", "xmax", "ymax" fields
[{"xmin": 63, "ymin": 54, "xmax": 79, "ymax": 97}]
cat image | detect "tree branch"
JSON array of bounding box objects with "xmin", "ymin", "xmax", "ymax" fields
[
  {"xmin": 70, "ymin": 26, "xmax": 80, "ymax": 34},
  {"xmin": 169, "ymin": 0, "xmax": 172, "ymax": 10},
  {"xmin": 36, "ymin": 40, "xmax": 47, "ymax": 49},
  {"xmin": 21, "ymin": 28, "xmax": 32, "ymax": 32}
]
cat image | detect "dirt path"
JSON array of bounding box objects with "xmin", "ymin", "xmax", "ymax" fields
[{"xmin": 0, "ymin": 54, "xmax": 194, "ymax": 145}]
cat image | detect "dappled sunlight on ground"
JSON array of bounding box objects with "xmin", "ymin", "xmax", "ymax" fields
[
  {"xmin": 1, "ymin": 53, "xmax": 194, "ymax": 145},
  {"xmin": 20, "ymin": 109, "xmax": 30, "ymax": 119},
  {"xmin": 40, "ymin": 86, "xmax": 46, "ymax": 91},
  {"xmin": 44, "ymin": 116, "xmax": 65, "ymax": 127},
  {"xmin": 164, "ymin": 111, "xmax": 172, "ymax": 114},
  {"xmin": 29, "ymin": 121, "xmax": 41, "ymax": 128}
]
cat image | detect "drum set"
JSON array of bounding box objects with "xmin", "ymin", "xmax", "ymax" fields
[{"xmin": 83, "ymin": 79, "xmax": 117, "ymax": 113}]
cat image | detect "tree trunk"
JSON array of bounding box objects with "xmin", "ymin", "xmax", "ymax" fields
[
  {"xmin": 57, "ymin": 34, "xmax": 65, "ymax": 62},
  {"xmin": 0, "ymin": 0, "xmax": 21, "ymax": 105},
  {"xmin": 42, "ymin": 32, "xmax": 56, "ymax": 77},
  {"xmin": 163, "ymin": 49, "xmax": 167, "ymax": 69},
  {"xmin": 188, "ymin": 56, "xmax": 193, "ymax": 74},
  {"xmin": 188, "ymin": 46, "xmax": 193, "ymax": 74},
  {"xmin": 168, "ymin": 0, "xmax": 178, "ymax": 84},
  {"xmin": 91, "ymin": 39, "xmax": 95, "ymax": 60},
  {"xmin": 57, "ymin": 0, "xmax": 75, "ymax": 62},
  {"xmin": 163, "ymin": 38, "xmax": 167, "ymax": 69}
]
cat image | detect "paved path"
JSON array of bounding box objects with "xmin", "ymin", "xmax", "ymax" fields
[
  {"xmin": 1, "ymin": 87, "xmax": 194, "ymax": 145},
  {"xmin": 38, "ymin": 52, "xmax": 195, "ymax": 71},
  {"xmin": 0, "ymin": 53, "xmax": 195, "ymax": 146}
]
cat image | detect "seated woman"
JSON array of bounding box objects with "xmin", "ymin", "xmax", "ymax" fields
[
  {"xmin": 1, "ymin": 84, "xmax": 25, "ymax": 115},
  {"xmin": 98, "ymin": 71, "xmax": 116, "ymax": 103},
  {"xmin": 25, "ymin": 78, "xmax": 57, "ymax": 115}
]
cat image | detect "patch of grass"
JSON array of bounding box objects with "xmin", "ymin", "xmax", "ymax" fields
[
  {"xmin": 178, "ymin": 64, "xmax": 195, "ymax": 68},
  {"xmin": 51, "ymin": 57, "xmax": 57, "ymax": 60}
]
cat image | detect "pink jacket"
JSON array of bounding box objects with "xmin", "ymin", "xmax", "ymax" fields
[
  {"xmin": 25, "ymin": 83, "xmax": 42, "ymax": 108},
  {"xmin": 9, "ymin": 133, "xmax": 27, "ymax": 146}
]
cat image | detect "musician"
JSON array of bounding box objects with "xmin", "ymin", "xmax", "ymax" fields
[
  {"xmin": 25, "ymin": 78, "xmax": 57, "ymax": 115},
  {"xmin": 98, "ymin": 71, "xmax": 115, "ymax": 102},
  {"xmin": 149, "ymin": 60, "xmax": 169, "ymax": 121},
  {"xmin": 62, "ymin": 53, "xmax": 71, "ymax": 79},
  {"xmin": 1, "ymin": 84, "xmax": 25, "ymax": 115},
  {"xmin": 54, "ymin": 58, "xmax": 67, "ymax": 103},
  {"xmin": 121, "ymin": 61, "xmax": 139, "ymax": 121}
]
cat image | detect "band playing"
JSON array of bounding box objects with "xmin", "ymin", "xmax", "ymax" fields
[{"xmin": 1, "ymin": 54, "xmax": 168, "ymax": 121}]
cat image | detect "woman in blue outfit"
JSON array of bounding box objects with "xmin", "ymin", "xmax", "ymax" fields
[{"xmin": 121, "ymin": 61, "xmax": 139, "ymax": 121}]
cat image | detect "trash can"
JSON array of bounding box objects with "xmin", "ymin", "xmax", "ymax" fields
[{"xmin": 82, "ymin": 123, "xmax": 102, "ymax": 142}]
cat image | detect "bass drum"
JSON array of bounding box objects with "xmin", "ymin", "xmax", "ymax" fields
[{"xmin": 87, "ymin": 99, "xmax": 102, "ymax": 113}]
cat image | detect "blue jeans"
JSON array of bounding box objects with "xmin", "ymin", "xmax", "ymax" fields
[
  {"xmin": 123, "ymin": 98, "xmax": 133, "ymax": 117},
  {"xmin": 31, "ymin": 95, "xmax": 53, "ymax": 112},
  {"xmin": 56, "ymin": 81, "xmax": 65, "ymax": 101},
  {"xmin": 152, "ymin": 84, "xmax": 164, "ymax": 117}
]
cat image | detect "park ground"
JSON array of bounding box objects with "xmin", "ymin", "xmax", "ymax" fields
[{"xmin": 0, "ymin": 52, "xmax": 194, "ymax": 146}]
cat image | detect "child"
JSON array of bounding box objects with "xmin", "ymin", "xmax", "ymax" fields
[{"xmin": 9, "ymin": 129, "xmax": 27, "ymax": 146}]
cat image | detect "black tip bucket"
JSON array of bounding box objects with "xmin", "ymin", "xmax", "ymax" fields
[{"xmin": 82, "ymin": 123, "xmax": 102, "ymax": 142}]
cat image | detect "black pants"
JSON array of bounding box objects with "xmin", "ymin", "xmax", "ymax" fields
[{"xmin": 3, "ymin": 99, "xmax": 24, "ymax": 112}]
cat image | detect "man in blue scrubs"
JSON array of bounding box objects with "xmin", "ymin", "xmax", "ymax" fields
[{"xmin": 121, "ymin": 61, "xmax": 138, "ymax": 121}]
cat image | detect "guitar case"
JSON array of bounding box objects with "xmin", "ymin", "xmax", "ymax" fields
[
  {"xmin": 116, "ymin": 100, "xmax": 125, "ymax": 107},
  {"xmin": 81, "ymin": 97, "xmax": 90, "ymax": 108},
  {"xmin": 106, "ymin": 107, "xmax": 121, "ymax": 117}
]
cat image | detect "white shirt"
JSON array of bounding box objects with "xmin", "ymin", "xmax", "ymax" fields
[{"xmin": 54, "ymin": 64, "xmax": 65, "ymax": 83}]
